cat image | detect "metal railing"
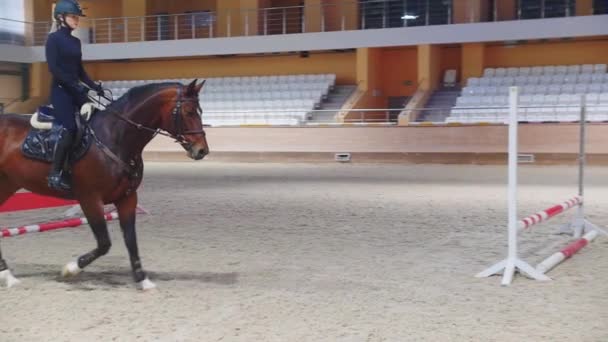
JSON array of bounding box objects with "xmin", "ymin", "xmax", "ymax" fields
[
  {"xmin": 3, "ymin": 0, "xmax": 453, "ymax": 46},
  {"xmin": 516, "ymin": 0, "xmax": 576, "ymax": 20},
  {"xmin": 0, "ymin": 0, "xmax": 596, "ymax": 47}
]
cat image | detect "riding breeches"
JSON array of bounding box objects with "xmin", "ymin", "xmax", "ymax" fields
[{"xmin": 50, "ymin": 84, "xmax": 78, "ymax": 132}]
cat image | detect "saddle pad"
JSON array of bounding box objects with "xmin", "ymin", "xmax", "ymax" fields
[{"xmin": 21, "ymin": 126, "xmax": 92, "ymax": 163}]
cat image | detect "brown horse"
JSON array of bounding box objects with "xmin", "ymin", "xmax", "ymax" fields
[{"xmin": 0, "ymin": 79, "xmax": 208, "ymax": 290}]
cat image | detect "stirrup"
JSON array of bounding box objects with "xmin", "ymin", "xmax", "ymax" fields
[{"xmin": 48, "ymin": 173, "xmax": 71, "ymax": 191}]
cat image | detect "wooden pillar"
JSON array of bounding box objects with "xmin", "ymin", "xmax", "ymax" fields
[
  {"xmin": 304, "ymin": 0, "xmax": 322, "ymax": 32},
  {"xmin": 417, "ymin": 44, "xmax": 442, "ymax": 92},
  {"xmin": 496, "ymin": 0, "xmax": 517, "ymax": 21},
  {"xmin": 576, "ymin": 0, "xmax": 594, "ymax": 16},
  {"xmin": 121, "ymin": 0, "xmax": 146, "ymax": 42}
]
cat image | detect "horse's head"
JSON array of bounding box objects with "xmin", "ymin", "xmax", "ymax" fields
[{"xmin": 160, "ymin": 80, "xmax": 209, "ymax": 160}]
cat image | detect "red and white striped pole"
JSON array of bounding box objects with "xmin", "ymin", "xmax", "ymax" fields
[
  {"xmin": 518, "ymin": 196, "xmax": 582, "ymax": 231},
  {"xmin": 536, "ymin": 230, "xmax": 599, "ymax": 274},
  {"xmin": 1, "ymin": 212, "xmax": 118, "ymax": 239}
]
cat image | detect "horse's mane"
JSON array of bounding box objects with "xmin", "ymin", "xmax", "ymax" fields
[{"xmin": 103, "ymin": 82, "xmax": 182, "ymax": 114}]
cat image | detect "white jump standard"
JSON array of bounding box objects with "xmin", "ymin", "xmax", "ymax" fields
[{"xmin": 476, "ymin": 87, "xmax": 606, "ymax": 286}]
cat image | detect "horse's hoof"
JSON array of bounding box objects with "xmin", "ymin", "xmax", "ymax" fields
[
  {"xmin": 61, "ymin": 261, "xmax": 82, "ymax": 278},
  {"xmin": 137, "ymin": 278, "xmax": 157, "ymax": 291},
  {"xmin": 0, "ymin": 270, "xmax": 21, "ymax": 288}
]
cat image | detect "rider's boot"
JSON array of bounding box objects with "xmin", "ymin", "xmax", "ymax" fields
[{"xmin": 48, "ymin": 127, "xmax": 73, "ymax": 191}]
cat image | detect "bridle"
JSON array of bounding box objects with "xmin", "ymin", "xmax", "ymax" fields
[{"xmin": 91, "ymin": 85, "xmax": 206, "ymax": 149}]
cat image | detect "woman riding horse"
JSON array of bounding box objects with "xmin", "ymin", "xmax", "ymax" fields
[{"xmin": 46, "ymin": 0, "xmax": 104, "ymax": 191}]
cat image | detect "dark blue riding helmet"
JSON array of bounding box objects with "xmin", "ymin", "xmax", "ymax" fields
[{"xmin": 54, "ymin": 0, "xmax": 85, "ymax": 19}]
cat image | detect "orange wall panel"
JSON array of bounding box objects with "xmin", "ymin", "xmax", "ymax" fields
[
  {"xmin": 88, "ymin": 52, "xmax": 356, "ymax": 84},
  {"xmin": 320, "ymin": 0, "xmax": 358, "ymax": 31},
  {"xmin": 440, "ymin": 45, "xmax": 462, "ymax": 82},
  {"xmin": 576, "ymin": 0, "xmax": 593, "ymax": 16},
  {"xmin": 485, "ymin": 39, "xmax": 608, "ymax": 67},
  {"xmin": 380, "ymin": 47, "xmax": 417, "ymax": 97},
  {"xmin": 461, "ymin": 43, "xmax": 485, "ymax": 83}
]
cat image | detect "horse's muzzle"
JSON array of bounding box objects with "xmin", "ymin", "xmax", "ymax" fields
[{"xmin": 189, "ymin": 146, "xmax": 209, "ymax": 160}]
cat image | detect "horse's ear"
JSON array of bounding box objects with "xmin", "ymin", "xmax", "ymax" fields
[
  {"xmin": 186, "ymin": 79, "xmax": 204, "ymax": 96},
  {"xmin": 194, "ymin": 79, "xmax": 205, "ymax": 94},
  {"xmin": 186, "ymin": 79, "xmax": 198, "ymax": 95}
]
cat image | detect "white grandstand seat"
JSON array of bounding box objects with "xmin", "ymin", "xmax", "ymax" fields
[
  {"xmin": 532, "ymin": 94, "xmax": 545, "ymax": 104},
  {"xmin": 578, "ymin": 74, "xmax": 592, "ymax": 83},
  {"xmin": 547, "ymin": 85, "xmax": 561, "ymax": 94},
  {"xmin": 533, "ymin": 85, "xmax": 548, "ymax": 94},
  {"xmin": 480, "ymin": 96, "xmax": 493, "ymax": 106},
  {"xmin": 593, "ymin": 64, "xmax": 607, "ymax": 74},
  {"xmin": 561, "ymin": 84, "xmax": 574, "ymax": 94},
  {"xmin": 469, "ymin": 97, "xmax": 483, "ymax": 105},
  {"xmin": 542, "ymin": 66, "xmax": 556, "ymax": 75},
  {"xmin": 557, "ymin": 94, "xmax": 570, "ymax": 104},
  {"xmin": 600, "ymin": 93, "xmax": 608, "ymax": 104},
  {"xmin": 591, "ymin": 74, "xmax": 604, "ymax": 83},
  {"xmin": 589, "ymin": 84, "xmax": 603, "ymax": 93},
  {"xmin": 506, "ymin": 67, "xmax": 519, "ymax": 76},
  {"xmin": 555, "ymin": 65, "xmax": 568, "ymax": 74},
  {"xmin": 602, "ymin": 84, "xmax": 608, "ymax": 93},
  {"xmin": 551, "ymin": 74, "xmax": 565, "ymax": 84},
  {"xmin": 514, "ymin": 75, "xmax": 527, "ymax": 85},
  {"xmin": 531, "ymin": 66, "xmax": 543, "ymax": 76},
  {"xmin": 502, "ymin": 76, "xmax": 515, "ymax": 86},
  {"xmin": 524, "ymin": 76, "xmax": 539, "ymax": 85},
  {"xmin": 487, "ymin": 86, "xmax": 500, "ymax": 95},
  {"xmin": 489, "ymin": 77, "xmax": 501, "ymax": 86},
  {"xmin": 539, "ymin": 75, "xmax": 553, "ymax": 84},
  {"xmin": 586, "ymin": 93, "xmax": 599, "ymax": 105},
  {"xmin": 522, "ymin": 85, "xmax": 536, "ymax": 94},
  {"xmin": 467, "ymin": 78, "xmax": 480, "ymax": 86},
  {"xmin": 462, "ymin": 87, "xmax": 478, "ymax": 96},
  {"xmin": 545, "ymin": 94, "xmax": 558, "ymax": 104},
  {"xmin": 518, "ymin": 67, "xmax": 531, "ymax": 76},
  {"xmin": 563, "ymin": 74, "xmax": 578, "ymax": 84},
  {"xmin": 495, "ymin": 68, "xmax": 507, "ymax": 77},
  {"xmin": 492, "ymin": 95, "xmax": 507, "ymax": 105},
  {"xmin": 574, "ymin": 84, "xmax": 588, "ymax": 94},
  {"xmin": 557, "ymin": 106, "xmax": 579, "ymax": 121},
  {"xmin": 483, "ymin": 68, "xmax": 495, "ymax": 77},
  {"xmin": 588, "ymin": 105, "xmax": 608, "ymax": 121},
  {"xmin": 443, "ymin": 69, "xmax": 458, "ymax": 87},
  {"xmin": 479, "ymin": 78, "xmax": 491, "ymax": 87},
  {"xmin": 520, "ymin": 95, "xmax": 533, "ymax": 104},
  {"xmin": 581, "ymin": 64, "xmax": 594, "ymax": 74},
  {"xmin": 567, "ymin": 65, "xmax": 581, "ymax": 74}
]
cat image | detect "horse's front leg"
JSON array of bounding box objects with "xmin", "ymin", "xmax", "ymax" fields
[
  {"xmin": 62, "ymin": 197, "xmax": 112, "ymax": 277},
  {"xmin": 115, "ymin": 191, "xmax": 155, "ymax": 291}
]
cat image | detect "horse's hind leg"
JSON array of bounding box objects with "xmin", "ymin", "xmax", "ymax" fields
[
  {"xmin": 61, "ymin": 197, "xmax": 112, "ymax": 277},
  {"xmin": 0, "ymin": 179, "xmax": 22, "ymax": 288}
]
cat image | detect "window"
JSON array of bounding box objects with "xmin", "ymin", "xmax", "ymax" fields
[
  {"xmin": 594, "ymin": 0, "xmax": 608, "ymax": 14},
  {"xmin": 519, "ymin": 0, "xmax": 575, "ymax": 19},
  {"xmin": 360, "ymin": 0, "xmax": 451, "ymax": 29},
  {"xmin": 184, "ymin": 11, "xmax": 214, "ymax": 28}
]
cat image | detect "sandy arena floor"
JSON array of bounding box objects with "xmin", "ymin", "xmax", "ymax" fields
[{"xmin": 1, "ymin": 162, "xmax": 607, "ymax": 342}]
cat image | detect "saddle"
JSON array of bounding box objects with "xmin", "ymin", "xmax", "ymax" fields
[{"xmin": 21, "ymin": 105, "xmax": 93, "ymax": 163}]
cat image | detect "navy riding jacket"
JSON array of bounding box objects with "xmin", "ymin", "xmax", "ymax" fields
[
  {"xmin": 45, "ymin": 26, "xmax": 96, "ymax": 106},
  {"xmin": 45, "ymin": 25, "xmax": 98, "ymax": 130}
]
